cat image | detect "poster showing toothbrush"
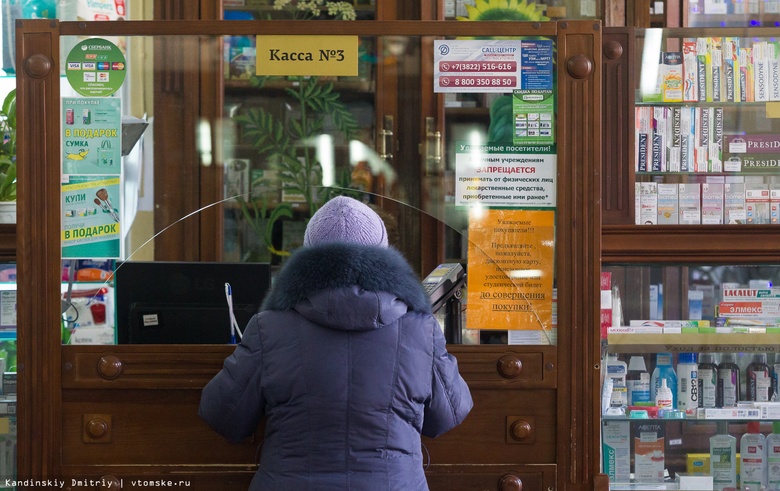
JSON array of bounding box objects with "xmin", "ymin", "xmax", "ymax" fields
[
  {"xmin": 61, "ymin": 176, "xmax": 120, "ymax": 259},
  {"xmin": 62, "ymin": 97, "xmax": 121, "ymax": 175}
]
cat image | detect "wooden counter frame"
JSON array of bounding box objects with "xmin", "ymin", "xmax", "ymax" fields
[{"xmin": 15, "ymin": 19, "xmax": 602, "ymax": 490}]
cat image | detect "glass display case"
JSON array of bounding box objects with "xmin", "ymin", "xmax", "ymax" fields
[
  {"xmin": 685, "ymin": 0, "xmax": 780, "ymax": 27},
  {"xmin": 600, "ymin": 24, "xmax": 780, "ymax": 490}
]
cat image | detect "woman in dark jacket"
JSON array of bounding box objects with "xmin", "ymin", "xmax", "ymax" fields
[{"xmin": 199, "ymin": 196, "xmax": 473, "ymax": 490}]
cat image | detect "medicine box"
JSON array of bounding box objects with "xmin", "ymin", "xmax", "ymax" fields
[
  {"xmin": 675, "ymin": 472, "xmax": 713, "ymax": 490},
  {"xmin": 602, "ymin": 420, "xmax": 630, "ymax": 483}
]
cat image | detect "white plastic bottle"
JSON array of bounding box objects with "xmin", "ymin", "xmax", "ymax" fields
[
  {"xmin": 626, "ymin": 355, "xmax": 651, "ymax": 405},
  {"xmin": 710, "ymin": 421, "xmax": 737, "ymax": 491},
  {"xmin": 651, "ymin": 352, "xmax": 678, "ymax": 408},
  {"xmin": 741, "ymin": 420, "xmax": 768, "ymax": 490},
  {"xmin": 677, "ymin": 352, "xmax": 698, "ymax": 414},
  {"xmin": 655, "ymin": 378, "xmax": 673, "ymax": 410},
  {"xmin": 767, "ymin": 421, "xmax": 780, "ymax": 489}
]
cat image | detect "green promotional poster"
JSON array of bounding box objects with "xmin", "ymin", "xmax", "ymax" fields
[
  {"xmin": 65, "ymin": 38, "xmax": 126, "ymax": 97},
  {"xmin": 62, "ymin": 97, "xmax": 121, "ymax": 175},
  {"xmin": 512, "ymin": 89, "xmax": 555, "ymax": 146},
  {"xmin": 62, "ymin": 176, "xmax": 120, "ymax": 259}
]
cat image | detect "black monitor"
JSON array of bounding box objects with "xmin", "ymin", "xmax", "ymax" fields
[{"xmin": 115, "ymin": 261, "xmax": 272, "ymax": 344}]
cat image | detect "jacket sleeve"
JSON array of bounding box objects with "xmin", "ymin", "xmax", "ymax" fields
[
  {"xmin": 422, "ymin": 315, "xmax": 473, "ymax": 438},
  {"xmin": 198, "ymin": 314, "xmax": 266, "ymax": 443}
]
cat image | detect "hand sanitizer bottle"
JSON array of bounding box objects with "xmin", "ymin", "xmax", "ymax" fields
[
  {"xmin": 741, "ymin": 420, "xmax": 768, "ymax": 490},
  {"xmin": 710, "ymin": 421, "xmax": 737, "ymax": 491},
  {"xmin": 767, "ymin": 421, "xmax": 780, "ymax": 489}
]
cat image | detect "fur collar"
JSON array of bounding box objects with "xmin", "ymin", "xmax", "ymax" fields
[{"xmin": 261, "ymin": 243, "xmax": 432, "ymax": 314}]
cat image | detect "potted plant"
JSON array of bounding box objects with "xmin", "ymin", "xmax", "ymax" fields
[{"xmin": 0, "ymin": 88, "xmax": 16, "ymax": 223}]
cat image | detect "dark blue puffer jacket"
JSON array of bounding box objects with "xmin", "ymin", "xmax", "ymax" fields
[{"xmin": 199, "ymin": 243, "xmax": 473, "ymax": 490}]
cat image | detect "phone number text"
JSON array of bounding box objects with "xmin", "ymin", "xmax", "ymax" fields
[
  {"xmin": 439, "ymin": 76, "xmax": 517, "ymax": 87},
  {"xmin": 439, "ymin": 61, "xmax": 517, "ymax": 72}
]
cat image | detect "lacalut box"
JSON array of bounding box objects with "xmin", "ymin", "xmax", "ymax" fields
[
  {"xmin": 679, "ymin": 183, "xmax": 701, "ymax": 224},
  {"xmin": 602, "ymin": 420, "xmax": 630, "ymax": 483},
  {"xmin": 640, "ymin": 182, "xmax": 658, "ymax": 225},
  {"xmin": 701, "ymin": 182, "xmax": 724, "ymax": 224},
  {"xmin": 657, "ymin": 183, "xmax": 679, "ymax": 224}
]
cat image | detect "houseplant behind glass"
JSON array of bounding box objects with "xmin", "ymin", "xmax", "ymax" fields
[{"xmin": 0, "ymin": 88, "xmax": 16, "ymax": 223}]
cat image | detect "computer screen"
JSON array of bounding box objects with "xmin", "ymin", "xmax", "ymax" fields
[{"xmin": 115, "ymin": 261, "xmax": 272, "ymax": 344}]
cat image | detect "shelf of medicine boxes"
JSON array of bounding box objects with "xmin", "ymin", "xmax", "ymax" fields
[{"xmin": 607, "ymin": 332, "xmax": 780, "ymax": 353}]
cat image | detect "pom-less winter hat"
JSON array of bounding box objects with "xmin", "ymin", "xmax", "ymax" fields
[{"xmin": 304, "ymin": 196, "xmax": 388, "ymax": 247}]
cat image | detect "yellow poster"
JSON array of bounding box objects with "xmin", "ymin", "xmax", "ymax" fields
[
  {"xmin": 467, "ymin": 208, "xmax": 554, "ymax": 333},
  {"xmin": 255, "ymin": 35, "xmax": 358, "ymax": 76}
]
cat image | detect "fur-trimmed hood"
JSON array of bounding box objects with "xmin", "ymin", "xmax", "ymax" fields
[{"xmin": 261, "ymin": 243, "xmax": 432, "ymax": 331}]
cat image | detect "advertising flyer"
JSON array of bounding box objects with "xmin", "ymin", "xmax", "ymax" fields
[
  {"xmin": 512, "ymin": 89, "xmax": 555, "ymax": 145},
  {"xmin": 62, "ymin": 97, "xmax": 121, "ymax": 175},
  {"xmin": 455, "ymin": 142, "xmax": 556, "ymax": 207},
  {"xmin": 466, "ymin": 209, "xmax": 555, "ymax": 342},
  {"xmin": 65, "ymin": 38, "xmax": 126, "ymax": 98},
  {"xmin": 434, "ymin": 39, "xmax": 553, "ymax": 93},
  {"xmin": 62, "ymin": 176, "xmax": 121, "ymax": 259}
]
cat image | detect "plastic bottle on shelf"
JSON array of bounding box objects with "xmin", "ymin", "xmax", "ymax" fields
[
  {"xmin": 606, "ymin": 354, "xmax": 628, "ymax": 408},
  {"xmin": 767, "ymin": 421, "xmax": 780, "ymax": 489},
  {"xmin": 741, "ymin": 421, "xmax": 768, "ymax": 490},
  {"xmin": 717, "ymin": 353, "xmax": 741, "ymax": 408},
  {"xmin": 710, "ymin": 421, "xmax": 737, "ymax": 491},
  {"xmin": 677, "ymin": 352, "xmax": 699, "ymax": 414},
  {"xmin": 21, "ymin": 0, "xmax": 55, "ymax": 18},
  {"xmin": 698, "ymin": 352, "xmax": 719, "ymax": 409},
  {"xmin": 650, "ymin": 352, "xmax": 677, "ymax": 408},
  {"xmin": 748, "ymin": 353, "xmax": 772, "ymax": 402},
  {"xmin": 606, "ymin": 354, "xmax": 627, "ymax": 388},
  {"xmin": 655, "ymin": 378, "xmax": 673, "ymax": 410},
  {"xmin": 626, "ymin": 355, "xmax": 651, "ymax": 405}
]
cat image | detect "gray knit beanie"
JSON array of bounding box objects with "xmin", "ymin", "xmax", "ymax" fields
[{"xmin": 303, "ymin": 196, "xmax": 388, "ymax": 247}]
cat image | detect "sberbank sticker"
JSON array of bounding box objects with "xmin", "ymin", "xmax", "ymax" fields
[{"xmin": 255, "ymin": 35, "xmax": 357, "ymax": 77}]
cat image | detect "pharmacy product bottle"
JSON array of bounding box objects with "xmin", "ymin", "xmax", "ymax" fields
[
  {"xmin": 655, "ymin": 378, "xmax": 673, "ymax": 410},
  {"xmin": 626, "ymin": 355, "xmax": 651, "ymax": 405},
  {"xmin": 651, "ymin": 352, "xmax": 678, "ymax": 408},
  {"xmin": 710, "ymin": 421, "xmax": 737, "ymax": 491},
  {"xmin": 767, "ymin": 421, "xmax": 780, "ymax": 489},
  {"xmin": 698, "ymin": 353, "xmax": 719, "ymax": 409},
  {"xmin": 741, "ymin": 420, "xmax": 768, "ymax": 490},
  {"xmin": 717, "ymin": 353, "xmax": 741, "ymax": 408},
  {"xmin": 748, "ymin": 353, "xmax": 772, "ymax": 402},
  {"xmin": 677, "ymin": 352, "xmax": 698, "ymax": 413}
]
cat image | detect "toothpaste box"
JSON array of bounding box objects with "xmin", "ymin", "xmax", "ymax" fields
[
  {"xmin": 634, "ymin": 422, "xmax": 665, "ymax": 483},
  {"xmin": 602, "ymin": 420, "xmax": 630, "ymax": 483}
]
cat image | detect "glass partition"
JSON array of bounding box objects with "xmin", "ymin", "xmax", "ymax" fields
[{"xmin": 52, "ymin": 27, "xmax": 561, "ymax": 348}]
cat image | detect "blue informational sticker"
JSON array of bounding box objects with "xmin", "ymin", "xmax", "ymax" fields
[{"xmin": 520, "ymin": 40, "xmax": 554, "ymax": 90}]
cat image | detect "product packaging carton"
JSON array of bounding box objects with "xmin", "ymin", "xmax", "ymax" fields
[
  {"xmin": 602, "ymin": 420, "xmax": 630, "ymax": 483},
  {"xmin": 634, "ymin": 422, "xmax": 665, "ymax": 483}
]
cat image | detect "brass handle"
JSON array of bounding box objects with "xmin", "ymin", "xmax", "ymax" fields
[
  {"xmin": 498, "ymin": 474, "xmax": 523, "ymax": 491},
  {"xmin": 424, "ymin": 117, "xmax": 442, "ymax": 175},
  {"xmin": 510, "ymin": 420, "xmax": 533, "ymax": 441},
  {"xmin": 378, "ymin": 115, "xmax": 394, "ymax": 160},
  {"xmin": 97, "ymin": 355, "xmax": 123, "ymax": 379},
  {"xmin": 497, "ymin": 355, "xmax": 523, "ymax": 379},
  {"xmin": 86, "ymin": 418, "xmax": 108, "ymax": 439}
]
